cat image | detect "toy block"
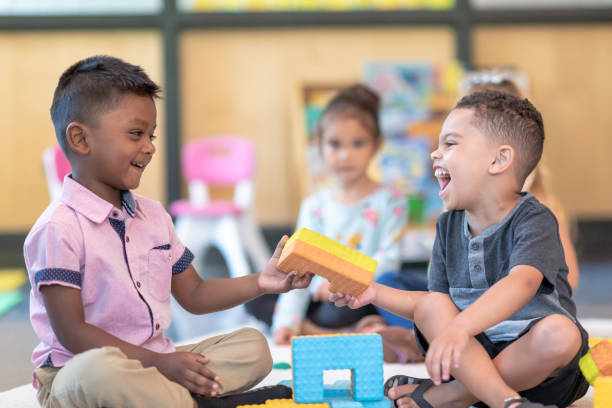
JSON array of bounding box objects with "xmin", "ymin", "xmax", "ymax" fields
[
  {"xmin": 237, "ymin": 399, "xmax": 329, "ymax": 408},
  {"xmin": 594, "ymin": 376, "xmax": 612, "ymax": 408},
  {"xmin": 324, "ymin": 380, "xmax": 352, "ymax": 399},
  {"xmin": 327, "ymin": 399, "xmax": 391, "ymax": 408},
  {"xmin": 292, "ymin": 334, "xmax": 384, "ymax": 403},
  {"xmin": 266, "ymin": 399, "xmax": 330, "ymax": 408},
  {"xmin": 579, "ymin": 339, "xmax": 612, "ymax": 384},
  {"xmin": 590, "ymin": 338, "xmax": 612, "ymax": 347},
  {"xmin": 278, "ymin": 228, "xmax": 377, "ymax": 296}
]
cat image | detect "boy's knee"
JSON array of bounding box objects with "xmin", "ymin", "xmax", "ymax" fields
[
  {"xmin": 414, "ymin": 292, "xmax": 452, "ymax": 326},
  {"xmin": 234, "ymin": 327, "xmax": 273, "ymax": 372},
  {"xmin": 530, "ymin": 315, "xmax": 581, "ymax": 362}
]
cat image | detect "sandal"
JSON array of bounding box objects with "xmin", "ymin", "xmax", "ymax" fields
[
  {"xmin": 384, "ymin": 374, "xmax": 427, "ymax": 396},
  {"xmin": 387, "ymin": 377, "xmax": 434, "ymax": 408},
  {"xmin": 503, "ymin": 397, "xmax": 558, "ymax": 408}
]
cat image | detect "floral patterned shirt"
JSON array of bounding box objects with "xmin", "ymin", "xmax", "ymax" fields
[{"xmin": 272, "ymin": 186, "xmax": 407, "ymax": 331}]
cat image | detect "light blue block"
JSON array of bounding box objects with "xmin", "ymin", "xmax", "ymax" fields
[
  {"xmin": 324, "ymin": 380, "xmax": 352, "ymax": 399},
  {"xmin": 327, "ymin": 397, "xmax": 392, "ymax": 408},
  {"xmin": 292, "ymin": 334, "xmax": 384, "ymax": 403}
]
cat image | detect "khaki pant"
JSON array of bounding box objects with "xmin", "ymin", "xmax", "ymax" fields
[{"xmin": 35, "ymin": 328, "xmax": 273, "ymax": 408}]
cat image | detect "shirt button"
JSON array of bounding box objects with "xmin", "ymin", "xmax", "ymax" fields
[
  {"xmin": 112, "ymin": 211, "xmax": 118, "ymax": 218},
  {"xmin": 136, "ymin": 281, "xmax": 141, "ymax": 288},
  {"xmin": 474, "ymin": 264, "xmax": 482, "ymax": 272},
  {"xmin": 126, "ymin": 236, "xmax": 130, "ymax": 243},
  {"xmin": 155, "ymin": 323, "xmax": 160, "ymax": 330},
  {"xmin": 471, "ymin": 242, "xmax": 479, "ymax": 250}
]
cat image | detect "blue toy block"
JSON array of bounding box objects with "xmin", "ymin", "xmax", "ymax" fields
[
  {"xmin": 324, "ymin": 380, "xmax": 352, "ymax": 399},
  {"xmin": 292, "ymin": 334, "xmax": 384, "ymax": 403},
  {"xmin": 327, "ymin": 398, "xmax": 392, "ymax": 408}
]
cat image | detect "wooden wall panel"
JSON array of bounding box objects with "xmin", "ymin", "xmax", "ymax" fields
[
  {"xmin": 181, "ymin": 27, "xmax": 455, "ymax": 226},
  {"xmin": 0, "ymin": 31, "xmax": 164, "ymax": 232},
  {"xmin": 474, "ymin": 25, "xmax": 612, "ymax": 219}
]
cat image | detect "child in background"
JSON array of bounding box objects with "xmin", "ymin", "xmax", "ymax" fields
[
  {"xmin": 332, "ymin": 90, "xmax": 588, "ymax": 408},
  {"xmin": 25, "ymin": 55, "xmax": 312, "ymax": 408},
  {"xmin": 461, "ymin": 71, "xmax": 579, "ymax": 289},
  {"xmin": 272, "ymin": 84, "xmax": 425, "ymax": 364}
]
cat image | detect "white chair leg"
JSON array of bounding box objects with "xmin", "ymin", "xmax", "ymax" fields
[
  {"xmin": 238, "ymin": 211, "xmax": 271, "ymax": 272},
  {"xmin": 214, "ymin": 216, "xmax": 251, "ymax": 279}
]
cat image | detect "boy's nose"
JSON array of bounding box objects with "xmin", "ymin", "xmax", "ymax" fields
[
  {"xmin": 430, "ymin": 148, "xmax": 440, "ymax": 160},
  {"xmin": 144, "ymin": 140, "xmax": 156, "ymax": 155}
]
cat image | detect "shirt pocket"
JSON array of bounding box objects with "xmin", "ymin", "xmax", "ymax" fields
[{"xmin": 147, "ymin": 244, "xmax": 172, "ymax": 301}]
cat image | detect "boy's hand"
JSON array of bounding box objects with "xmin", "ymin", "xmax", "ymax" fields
[
  {"xmin": 329, "ymin": 282, "xmax": 376, "ymax": 309},
  {"xmin": 273, "ymin": 326, "xmax": 296, "ymax": 345},
  {"xmin": 425, "ymin": 324, "xmax": 470, "ymax": 385},
  {"xmin": 312, "ymin": 281, "xmax": 330, "ymax": 302},
  {"xmin": 257, "ymin": 235, "xmax": 313, "ymax": 294},
  {"xmin": 153, "ymin": 351, "xmax": 220, "ymax": 396}
]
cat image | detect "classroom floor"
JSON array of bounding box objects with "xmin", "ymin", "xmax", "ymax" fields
[{"xmin": 0, "ymin": 261, "xmax": 610, "ymax": 392}]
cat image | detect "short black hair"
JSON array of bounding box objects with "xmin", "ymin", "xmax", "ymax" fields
[
  {"xmin": 50, "ymin": 55, "xmax": 161, "ymax": 151},
  {"xmin": 455, "ymin": 90, "xmax": 544, "ymax": 184}
]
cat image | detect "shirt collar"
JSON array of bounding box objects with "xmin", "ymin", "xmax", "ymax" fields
[
  {"xmin": 463, "ymin": 192, "xmax": 532, "ymax": 240},
  {"xmin": 61, "ymin": 175, "xmax": 138, "ymax": 224}
]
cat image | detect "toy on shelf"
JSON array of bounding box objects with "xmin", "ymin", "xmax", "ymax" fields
[
  {"xmin": 579, "ymin": 339, "xmax": 612, "ymax": 384},
  {"xmin": 277, "ymin": 228, "xmax": 377, "ymax": 296}
]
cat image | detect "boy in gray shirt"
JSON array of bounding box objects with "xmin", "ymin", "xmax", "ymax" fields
[{"xmin": 331, "ymin": 90, "xmax": 588, "ymax": 408}]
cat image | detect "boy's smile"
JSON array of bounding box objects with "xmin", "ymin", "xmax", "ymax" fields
[{"xmin": 431, "ymin": 109, "xmax": 497, "ymax": 212}]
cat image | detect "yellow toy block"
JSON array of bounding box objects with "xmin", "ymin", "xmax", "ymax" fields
[
  {"xmin": 594, "ymin": 376, "xmax": 612, "ymax": 408},
  {"xmin": 590, "ymin": 338, "xmax": 612, "ymax": 347},
  {"xmin": 266, "ymin": 399, "xmax": 329, "ymax": 408},
  {"xmin": 579, "ymin": 339, "xmax": 612, "ymax": 384},
  {"xmin": 277, "ymin": 228, "xmax": 377, "ymax": 296},
  {"xmin": 237, "ymin": 399, "xmax": 330, "ymax": 408}
]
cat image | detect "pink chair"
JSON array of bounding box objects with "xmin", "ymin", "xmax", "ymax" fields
[
  {"xmin": 169, "ymin": 137, "xmax": 271, "ymax": 339},
  {"xmin": 42, "ymin": 146, "xmax": 71, "ymax": 200}
]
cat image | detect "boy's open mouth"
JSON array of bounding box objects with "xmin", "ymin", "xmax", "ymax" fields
[
  {"xmin": 434, "ymin": 168, "xmax": 451, "ymax": 192},
  {"xmin": 131, "ymin": 161, "xmax": 145, "ymax": 169}
]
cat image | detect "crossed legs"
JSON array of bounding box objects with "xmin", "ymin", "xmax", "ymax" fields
[{"xmin": 387, "ymin": 292, "xmax": 582, "ymax": 408}]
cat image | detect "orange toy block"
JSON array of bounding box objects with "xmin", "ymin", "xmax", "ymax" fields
[
  {"xmin": 580, "ymin": 339, "xmax": 612, "ymax": 384},
  {"xmin": 277, "ymin": 228, "xmax": 377, "ymax": 297}
]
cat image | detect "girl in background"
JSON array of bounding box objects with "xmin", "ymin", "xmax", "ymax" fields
[{"xmin": 272, "ymin": 84, "xmax": 425, "ymax": 363}]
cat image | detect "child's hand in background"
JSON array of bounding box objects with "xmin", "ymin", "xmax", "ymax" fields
[
  {"xmin": 312, "ymin": 281, "xmax": 330, "ymax": 302},
  {"xmin": 329, "ymin": 282, "xmax": 376, "ymax": 309},
  {"xmin": 153, "ymin": 351, "xmax": 219, "ymax": 396},
  {"xmin": 258, "ymin": 235, "xmax": 313, "ymax": 294},
  {"xmin": 273, "ymin": 326, "xmax": 296, "ymax": 345}
]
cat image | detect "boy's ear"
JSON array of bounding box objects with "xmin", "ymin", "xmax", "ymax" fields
[
  {"xmin": 65, "ymin": 122, "xmax": 90, "ymax": 155},
  {"xmin": 489, "ymin": 144, "xmax": 514, "ymax": 175}
]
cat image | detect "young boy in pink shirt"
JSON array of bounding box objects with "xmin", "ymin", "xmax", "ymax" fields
[{"xmin": 25, "ymin": 55, "xmax": 312, "ymax": 408}]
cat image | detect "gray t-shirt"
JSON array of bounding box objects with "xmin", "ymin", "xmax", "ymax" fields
[{"xmin": 429, "ymin": 193, "xmax": 576, "ymax": 342}]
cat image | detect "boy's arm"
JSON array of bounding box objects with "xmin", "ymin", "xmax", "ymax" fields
[
  {"xmin": 451, "ymin": 264, "xmax": 543, "ymax": 336},
  {"xmin": 41, "ymin": 285, "xmax": 220, "ymax": 396},
  {"xmin": 172, "ymin": 236, "xmax": 312, "ymax": 315},
  {"xmin": 330, "ymin": 282, "xmax": 428, "ymax": 321}
]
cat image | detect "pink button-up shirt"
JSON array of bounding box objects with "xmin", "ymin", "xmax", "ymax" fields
[{"xmin": 25, "ymin": 176, "xmax": 193, "ymax": 380}]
